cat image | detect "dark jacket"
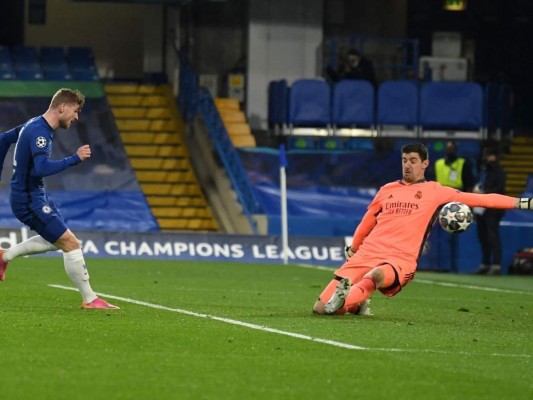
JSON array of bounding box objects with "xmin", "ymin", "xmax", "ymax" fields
[{"xmin": 478, "ymin": 162, "xmax": 506, "ymax": 216}]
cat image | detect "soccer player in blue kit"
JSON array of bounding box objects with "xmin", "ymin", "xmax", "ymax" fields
[{"xmin": 0, "ymin": 88, "xmax": 119, "ymax": 309}]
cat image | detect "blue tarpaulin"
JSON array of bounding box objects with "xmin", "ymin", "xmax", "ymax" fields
[{"xmin": 0, "ymin": 95, "xmax": 157, "ymax": 231}]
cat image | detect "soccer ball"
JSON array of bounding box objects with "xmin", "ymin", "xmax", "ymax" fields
[{"xmin": 438, "ymin": 202, "xmax": 474, "ymax": 234}]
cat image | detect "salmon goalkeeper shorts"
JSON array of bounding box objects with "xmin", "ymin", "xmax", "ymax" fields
[{"xmin": 333, "ymin": 254, "xmax": 416, "ymax": 297}]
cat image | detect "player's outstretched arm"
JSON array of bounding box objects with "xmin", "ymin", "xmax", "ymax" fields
[{"xmin": 349, "ymin": 204, "xmax": 379, "ymax": 254}]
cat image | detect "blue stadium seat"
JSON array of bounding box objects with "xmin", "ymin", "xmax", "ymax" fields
[
  {"xmin": 288, "ymin": 79, "xmax": 331, "ymax": 131},
  {"xmin": 377, "ymin": 80, "xmax": 419, "ymax": 133},
  {"xmin": 12, "ymin": 46, "xmax": 42, "ymax": 80},
  {"xmin": 420, "ymin": 82, "xmax": 484, "ymax": 133},
  {"xmin": 72, "ymin": 69, "xmax": 99, "ymax": 81},
  {"xmin": 332, "ymin": 79, "xmax": 375, "ymax": 130},
  {"xmin": 267, "ymin": 79, "xmax": 288, "ymax": 133},
  {"xmin": 67, "ymin": 46, "xmax": 96, "ymax": 70},
  {"xmin": 14, "ymin": 58, "xmax": 42, "ymax": 73},
  {"xmin": 40, "ymin": 46, "xmax": 66, "ymax": 61},
  {"xmin": 0, "ymin": 47, "xmax": 15, "ymax": 80},
  {"xmin": 0, "ymin": 46, "xmax": 13, "ymax": 70},
  {"xmin": 0, "ymin": 68, "xmax": 16, "ymax": 80},
  {"xmin": 45, "ymin": 69, "xmax": 73, "ymax": 81},
  {"xmin": 40, "ymin": 46, "xmax": 70, "ymax": 76},
  {"xmin": 42, "ymin": 57, "xmax": 69, "ymax": 70},
  {"xmin": 67, "ymin": 46, "xmax": 93, "ymax": 60},
  {"xmin": 12, "ymin": 46, "xmax": 38, "ymax": 63},
  {"xmin": 16, "ymin": 69, "xmax": 44, "ymax": 80}
]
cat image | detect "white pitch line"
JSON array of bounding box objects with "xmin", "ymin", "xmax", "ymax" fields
[
  {"xmin": 48, "ymin": 284, "xmax": 531, "ymax": 359},
  {"xmin": 48, "ymin": 284, "xmax": 366, "ymax": 351},
  {"xmin": 414, "ymin": 279, "xmax": 533, "ymax": 296}
]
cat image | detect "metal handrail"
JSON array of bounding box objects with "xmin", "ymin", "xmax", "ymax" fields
[{"xmin": 176, "ymin": 50, "xmax": 260, "ymax": 233}]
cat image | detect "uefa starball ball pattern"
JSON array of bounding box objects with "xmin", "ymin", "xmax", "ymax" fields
[{"xmin": 438, "ymin": 202, "xmax": 474, "ymax": 234}]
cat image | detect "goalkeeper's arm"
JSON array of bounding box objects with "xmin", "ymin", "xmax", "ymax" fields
[{"xmin": 454, "ymin": 192, "xmax": 533, "ymax": 210}]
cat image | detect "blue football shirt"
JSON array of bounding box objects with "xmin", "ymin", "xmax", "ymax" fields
[{"xmin": 11, "ymin": 116, "xmax": 80, "ymax": 195}]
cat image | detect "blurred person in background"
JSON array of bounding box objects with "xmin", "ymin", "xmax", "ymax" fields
[
  {"xmin": 434, "ymin": 140, "xmax": 475, "ymax": 192},
  {"xmin": 472, "ymin": 147, "xmax": 507, "ymax": 275},
  {"xmin": 326, "ymin": 48, "xmax": 376, "ymax": 86},
  {"xmin": 434, "ymin": 140, "xmax": 475, "ymax": 272}
]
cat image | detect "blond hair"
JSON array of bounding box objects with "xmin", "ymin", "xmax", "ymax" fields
[{"xmin": 49, "ymin": 88, "xmax": 85, "ymax": 109}]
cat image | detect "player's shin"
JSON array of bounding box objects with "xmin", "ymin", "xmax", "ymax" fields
[
  {"xmin": 3, "ymin": 235, "xmax": 58, "ymax": 262},
  {"xmin": 344, "ymin": 277, "xmax": 376, "ymax": 311},
  {"xmin": 63, "ymin": 248, "xmax": 97, "ymax": 303}
]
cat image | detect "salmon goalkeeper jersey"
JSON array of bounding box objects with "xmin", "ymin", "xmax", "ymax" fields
[{"xmin": 350, "ymin": 180, "xmax": 516, "ymax": 268}]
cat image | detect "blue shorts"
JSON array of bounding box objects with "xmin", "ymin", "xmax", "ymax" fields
[{"xmin": 10, "ymin": 192, "xmax": 68, "ymax": 244}]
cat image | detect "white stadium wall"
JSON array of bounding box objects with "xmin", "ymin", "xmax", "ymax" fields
[
  {"xmin": 247, "ymin": 0, "xmax": 324, "ymax": 130},
  {"xmin": 23, "ymin": 0, "xmax": 164, "ymax": 80}
]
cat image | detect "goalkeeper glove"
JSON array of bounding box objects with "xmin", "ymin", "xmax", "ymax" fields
[
  {"xmin": 344, "ymin": 246, "xmax": 356, "ymax": 260},
  {"xmin": 518, "ymin": 198, "xmax": 533, "ymax": 210}
]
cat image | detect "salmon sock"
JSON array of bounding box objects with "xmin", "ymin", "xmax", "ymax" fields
[{"xmin": 342, "ymin": 277, "xmax": 376, "ymax": 313}]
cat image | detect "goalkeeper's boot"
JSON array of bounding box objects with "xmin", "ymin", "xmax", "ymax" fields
[
  {"xmin": 324, "ymin": 278, "xmax": 351, "ymax": 314},
  {"xmin": 0, "ymin": 249, "xmax": 8, "ymax": 282},
  {"xmin": 354, "ymin": 299, "xmax": 373, "ymax": 316},
  {"xmin": 82, "ymin": 298, "xmax": 120, "ymax": 310}
]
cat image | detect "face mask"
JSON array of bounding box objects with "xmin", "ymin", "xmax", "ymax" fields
[{"xmin": 446, "ymin": 153, "xmax": 457, "ymax": 162}]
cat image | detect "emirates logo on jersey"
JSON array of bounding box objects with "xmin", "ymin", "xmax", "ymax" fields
[
  {"xmin": 384, "ymin": 201, "xmax": 419, "ymax": 215},
  {"xmin": 36, "ymin": 136, "xmax": 47, "ymax": 148},
  {"xmin": 415, "ymin": 191, "xmax": 422, "ymax": 199}
]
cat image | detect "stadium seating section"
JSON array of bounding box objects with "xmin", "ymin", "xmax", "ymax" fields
[
  {"xmin": 0, "ymin": 45, "xmax": 98, "ymax": 81},
  {"xmin": 105, "ymin": 83, "xmax": 219, "ymax": 231},
  {"xmin": 268, "ymin": 78, "xmax": 513, "ymax": 140},
  {"xmin": 215, "ymin": 97, "xmax": 256, "ymax": 147}
]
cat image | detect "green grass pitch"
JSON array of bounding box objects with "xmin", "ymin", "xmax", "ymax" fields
[{"xmin": 0, "ymin": 256, "xmax": 531, "ymax": 400}]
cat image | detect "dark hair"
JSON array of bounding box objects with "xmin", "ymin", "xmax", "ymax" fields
[
  {"xmin": 401, "ymin": 143, "xmax": 429, "ymax": 161},
  {"xmin": 347, "ymin": 48, "xmax": 361, "ymax": 57}
]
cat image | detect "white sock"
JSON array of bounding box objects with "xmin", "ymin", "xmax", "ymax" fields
[
  {"xmin": 3, "ymin": 235, "xmax": 59, "ymax": 262},
  {"xmin": 63, "ymin": 249, "xmax": 97, "ymax": 304}
]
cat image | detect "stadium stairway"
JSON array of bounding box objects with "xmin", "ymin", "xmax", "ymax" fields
[
  {"xmin": 214, "ymin": 97, "xmax": 256, "ymax": 147},
  {"xmin": 104, "ymin": 83, "xmax": 219, "ymax": 232},
  {"xmin": 500, "ymin": 136, "xmax": 533, "ymax": 197}
]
